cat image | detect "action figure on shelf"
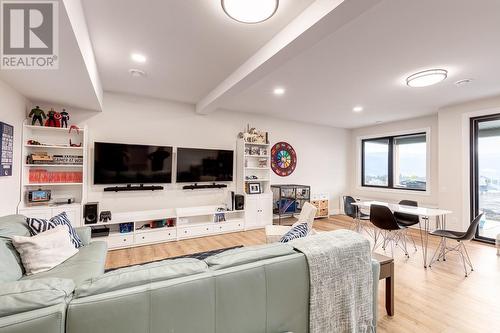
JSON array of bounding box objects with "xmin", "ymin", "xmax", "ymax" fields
[
  {"xmin": 28, "ymin": 106, "xmax": 46, "ymax": 126},
  {"xmin": 44, "ymin": 108, "xmax": 61, "ymax": 127},
  {"xmin": 60, "ymin": 108, "xmax": 70, "ymax": 128}
]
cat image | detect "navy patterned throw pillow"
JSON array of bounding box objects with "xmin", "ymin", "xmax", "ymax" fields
[
  {"xmin": 280, "ymin": 222, "xmax": 309, "ymax": 243},
  {"xmin": 26, "ymin": 212, "xmax": 83, "ymax": 248}
]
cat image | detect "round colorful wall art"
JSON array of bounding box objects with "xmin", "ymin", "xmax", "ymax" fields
[{"xmin": 271, "ymin": 142, "xmax": 297, "ymax": 177}]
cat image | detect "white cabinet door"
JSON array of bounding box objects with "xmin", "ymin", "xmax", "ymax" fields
[
  {"xmin": 258, "ymin": 196, "xmax": 273, "ymax": 227},
  {"xmin": 244, "ymin": 196, "xmax": 260, "ymax": 229}
]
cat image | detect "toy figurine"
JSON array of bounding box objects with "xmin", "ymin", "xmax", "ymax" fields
[
  {"xmin": 60, "ymin": 108, "xmax": 70, "ymax": 128},
  {"xmin": 44, "ymin": 108, "xmax": 61, "ymax": 127},
  {"xmin": 28, "ymin": 106, "xmax": 46, "ymax": 126}
]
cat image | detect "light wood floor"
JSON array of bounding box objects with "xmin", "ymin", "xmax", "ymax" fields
[{"xmin": 106, "ymin": 216, "xmax": 500, "ymax": 333}]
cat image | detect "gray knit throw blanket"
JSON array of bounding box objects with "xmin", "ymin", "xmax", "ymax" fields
[{"xmin": 291, "ymin": 230, "xmax": 374, "ymax": 333}]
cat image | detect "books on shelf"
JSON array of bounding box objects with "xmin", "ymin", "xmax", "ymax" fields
[{"xmin": 29, "ymin": 169, "xmax": 83, "ymax": 183}]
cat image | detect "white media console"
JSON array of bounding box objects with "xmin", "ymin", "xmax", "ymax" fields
[{"xmin": 89, "ymin": 205, "xmax": 245, "ymax": 249}]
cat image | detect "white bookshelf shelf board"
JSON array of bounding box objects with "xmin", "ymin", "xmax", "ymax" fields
[
  {"xmin": 245, "ymin": 179, "xmax": 269, "ymax": 182},
  {"xmin": 244, "ymin": 155, "xmax": 269, "ymax": 158},
  {"xmin": 24, "ymin": 144, "xmax": 84, "ymax": 150},
  {"xmin": 245, "ymin": 167, "xmax": 268, "ymax": 170},
  {"xmin": 25, "ymin": 182, "xmax": 83, "ymax": 186},
  {"xmin": 244, "ymin": 142, "xmax": 269, "ymax": 146},
  {"xmin": 23, "ymin": 125, "xmax": 85, "ymax": 133},
  {"xmin": 24, "ymin": 164, "xmax": 83, "ymax": 168}
]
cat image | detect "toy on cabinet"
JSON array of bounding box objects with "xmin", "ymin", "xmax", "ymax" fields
[
  {"xmin": 60, "ymin": 109, "xmax": 70, "ymax": 128},
  {"xmin": 28, "ymin": 106, "xmax": 46, "ymax": 126},
  {"xmin": 44, "ymin": 108, "xmax": 61, "ymax": 127}
]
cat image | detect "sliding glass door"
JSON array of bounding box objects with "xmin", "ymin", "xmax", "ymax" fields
[{"xmin": 471, "ymin": 114, "xmax": 500, "ymax": 243}]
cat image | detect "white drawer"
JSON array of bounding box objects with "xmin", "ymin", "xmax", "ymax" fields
[
  {"xmin": 106, "ymin": 234, "xmax": 134, "ymax": 249},
  {"xmin": 178, "ymin": 224, "xmax": 213, "ymax": 239},
  {"xmin": 214, "ymin": 221, "xmax": 244, "ymax": 233},
  {"xmin": 135, "ymin": 229, "xmax": 177, "ymax": 245}
]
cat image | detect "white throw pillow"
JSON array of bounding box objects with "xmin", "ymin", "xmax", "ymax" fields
[{"xmin": 12, "ymin": 225, "xmax": 79, "ymax": 275}]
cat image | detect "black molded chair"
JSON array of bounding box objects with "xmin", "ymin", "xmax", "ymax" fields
[
  {"xmin": 343, "ymin": 196, "xmax": 369, "ymax": 232},
  {"xmin": 370, "ymin": 204, "xmax": 409, "ymax": 258},
  {"xmin": 394, "ymin": 200, "xmax": 419, "ymax": 251},
  {"xmin": 429, "ymin": 213, "xmax": 483, "ymax": 277}
]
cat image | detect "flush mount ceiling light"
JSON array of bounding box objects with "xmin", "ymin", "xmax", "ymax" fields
[
  {"xmin": 273, "ymin": 87, "xmax": 285, "ymax": 95},
  {"xmin": 222, "ymin": 0, "xmax": 279, "ymax": 24},
  {"xmin": 129, "ymin": 69, "xmax": 146, "ymax": 77},
  {"xmin": 131, "ymin": 53, "xmax": 146, "ymax": 63},
  {"xmin": 406, "ymin": 69, "xmax": 448, "ymax": 88},
  {"xmin": 353, "ymin": 106, "xmax": 363, "ymax": 113},
  {"xmin": 455, "ymin": 78, "xmax": 473, "ymax": 86}
]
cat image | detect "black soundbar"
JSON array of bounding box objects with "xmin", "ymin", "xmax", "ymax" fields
[
  {"xmin": 182, "ymin": 183, "xmax": 228, "ymax": 190},
  {"xmin": 103, "ymin": 184, "xmax": 164, "ymax": 192}
]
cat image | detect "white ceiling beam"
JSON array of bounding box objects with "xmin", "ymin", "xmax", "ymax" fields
[
  {"xmin": 62, "ymin": 0, "xmax": 103, "ymax": 110},
  {"xmin": 196, "ymin": 0, "xmax": 382, "ymax": 115}
]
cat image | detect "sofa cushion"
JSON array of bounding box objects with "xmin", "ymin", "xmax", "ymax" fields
[
  {"xmin": 204, "ymin": 243, "xmax": 296, "ymax": 270},
  {"xmin": 22, "ymin": 241, "xmax": 107, "ymax": 287},
  {"xmin": 0, "ymin": 215, "xmax": 30, "ymax": 282},
  {"xmin": 12, "ymin": 225, "xmax": 79, "ymax": 275},
  {"xmin": 0, "ymin": 278, "xmax": 74, "ymax": 317},
  {"xmin": 74, "ymin": 258, "xmax": 208, "ymax": 298},
  {"xmin": 27, "ymin": 212, "xmax": 83, "ymax": 248},
  {"xmin": 0, "ymin": 240, "xmax": 23, "ymax": 282}
]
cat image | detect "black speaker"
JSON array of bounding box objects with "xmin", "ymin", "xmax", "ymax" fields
[
  {"xmin": 83, "ymin": 202, "xmax": 99, "ymax": 225},
  {"xmin": 235, "ymin": 195, "xmax": 244, "ymax": 210}
]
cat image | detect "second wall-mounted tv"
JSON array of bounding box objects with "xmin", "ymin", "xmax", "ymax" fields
[
  {"xmin": 176, "ymin": 148, "xmax": 233, "ymax": 183},
  {"xmin": 94, "ymin": 142, "xmax": 173, "ymax": 184}
]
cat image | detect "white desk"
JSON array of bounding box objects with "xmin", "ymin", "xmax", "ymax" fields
[{"xmin": 352, "ymin": 201, "xmax": 452, "ymax": 268}]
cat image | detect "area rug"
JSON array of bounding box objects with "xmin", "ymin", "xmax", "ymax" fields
[{"xmin": 105, "ymin": 245, "xmax": 243, "ymax": 272}]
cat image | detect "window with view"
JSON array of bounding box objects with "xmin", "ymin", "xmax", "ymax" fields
[{"xmin": 361, "ymin": 133, "xmax": 427, "ymax": 191}]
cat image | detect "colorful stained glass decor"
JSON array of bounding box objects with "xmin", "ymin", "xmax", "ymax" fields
[{"xmin": 271, "ymin": 142, "xmax": 297, "ymax": 177}]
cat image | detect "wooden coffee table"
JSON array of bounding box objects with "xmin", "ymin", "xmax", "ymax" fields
[{"xmin": 372, "ymin": 253, "xmax": 394, "ymax": 316}]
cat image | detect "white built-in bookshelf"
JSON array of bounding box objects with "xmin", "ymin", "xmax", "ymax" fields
[
  {"xmin": 17, "ymin": 122, "xmax": 87, "ymax": 226},
  {"xmin": 236, "ymin": 139, "xmax": 273, "ymax": 230}
]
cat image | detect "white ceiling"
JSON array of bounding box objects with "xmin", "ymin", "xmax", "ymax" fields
[
  {"xmin": 81, "ymin": 0, "xmax": 314, "ymax": 104},
  {"xmin": 220, "ymin": 0, "xmax": 500, "ymax": 128},
  {"xmin": 0, "ymin": 0, "xmax": 102, "ymax": 111}
]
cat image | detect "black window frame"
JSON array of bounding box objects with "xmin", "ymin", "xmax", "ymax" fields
[{"xmin": 361, "ymin": 132, "xmax": 427, "ymax": 191}]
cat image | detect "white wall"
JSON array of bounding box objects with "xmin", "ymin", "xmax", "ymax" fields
[
  {"xmin": 0, "ymin": 79, "xmax": 27, "ymax": 216},
  {"xmin": 438, "ymin": 95, "xmax": 500, "ymax": 231},
  {"xmin": 348, "ymin": 115, "xmax": 439, "ymax": 206},
  {"xmin": 68, "ymin": 92, "xmax": 349, "ymax": 213}
]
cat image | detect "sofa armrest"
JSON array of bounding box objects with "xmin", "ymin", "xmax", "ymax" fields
[
  {"xmin": 75, "ymin": 227, "xmax": 91, "ymax": 246},
  {"xmin": 0, "ymin": 304, "xmax": 66, "ymax": 333},
  {"xmin": 0, "ymin": 278, "xmax": 74, "ymax": 318},
  {"xmin": 371, "ymin": 259, "xmax": 380, "ymax": 331}
]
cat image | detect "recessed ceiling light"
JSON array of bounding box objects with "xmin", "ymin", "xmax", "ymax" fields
[
  {"xmin": 455, "ymin": 78, "xmax": 473, "ymax": 86},
  {"xmin": 129, "ymin": 69, "xmax": 146, "ymax": 77},
  {"xmin": 273, "ymin": 87, "xmax": 285, "ymax": 95},
  {"xmin": 406, "ymin": 69, "xmax": 448, "ymax": 88},
  {"xmin": 353, "ymin": 106, "xmax": 363, "ymax": 113},
  {"xmin": 222, "ymin": 0, "xmax": 279, "ymax": 24},
  {"xmin": 131, "ymin": 53, "xmax": 146, "ymax": 63}
]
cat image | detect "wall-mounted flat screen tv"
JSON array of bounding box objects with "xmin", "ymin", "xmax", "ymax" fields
[
  {"xmin": 94, "ymin": 142, "xmax": 172, "ymax": 184},
  {"xmin": 176, "ymin": 148, "xmax": 233, "ymax": 183}
]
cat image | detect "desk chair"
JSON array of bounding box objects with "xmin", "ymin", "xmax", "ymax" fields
[
  {"xmin": 429, "ymin": 213, "xmax": 483, "ymax": 277},
  {"xmin": 370, "ymin": 204, "xmax": 409, "ymax": 258},
  {"xmin": 343, "ymin": 196, "xmax": 370, "ymax": 233},
  {"xmin": 394, "ymin": 199, "xmax": 419, "ymax": 251}
]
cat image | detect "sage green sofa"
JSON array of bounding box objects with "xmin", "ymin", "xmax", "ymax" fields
[{"xmin": 0, "ymin": 214, "xmax": 380, "ymax": 333}]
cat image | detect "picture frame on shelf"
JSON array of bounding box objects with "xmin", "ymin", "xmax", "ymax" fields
[{"xmin": 247, "ymin": 182, "xmax": 261, "ymax": 194}]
